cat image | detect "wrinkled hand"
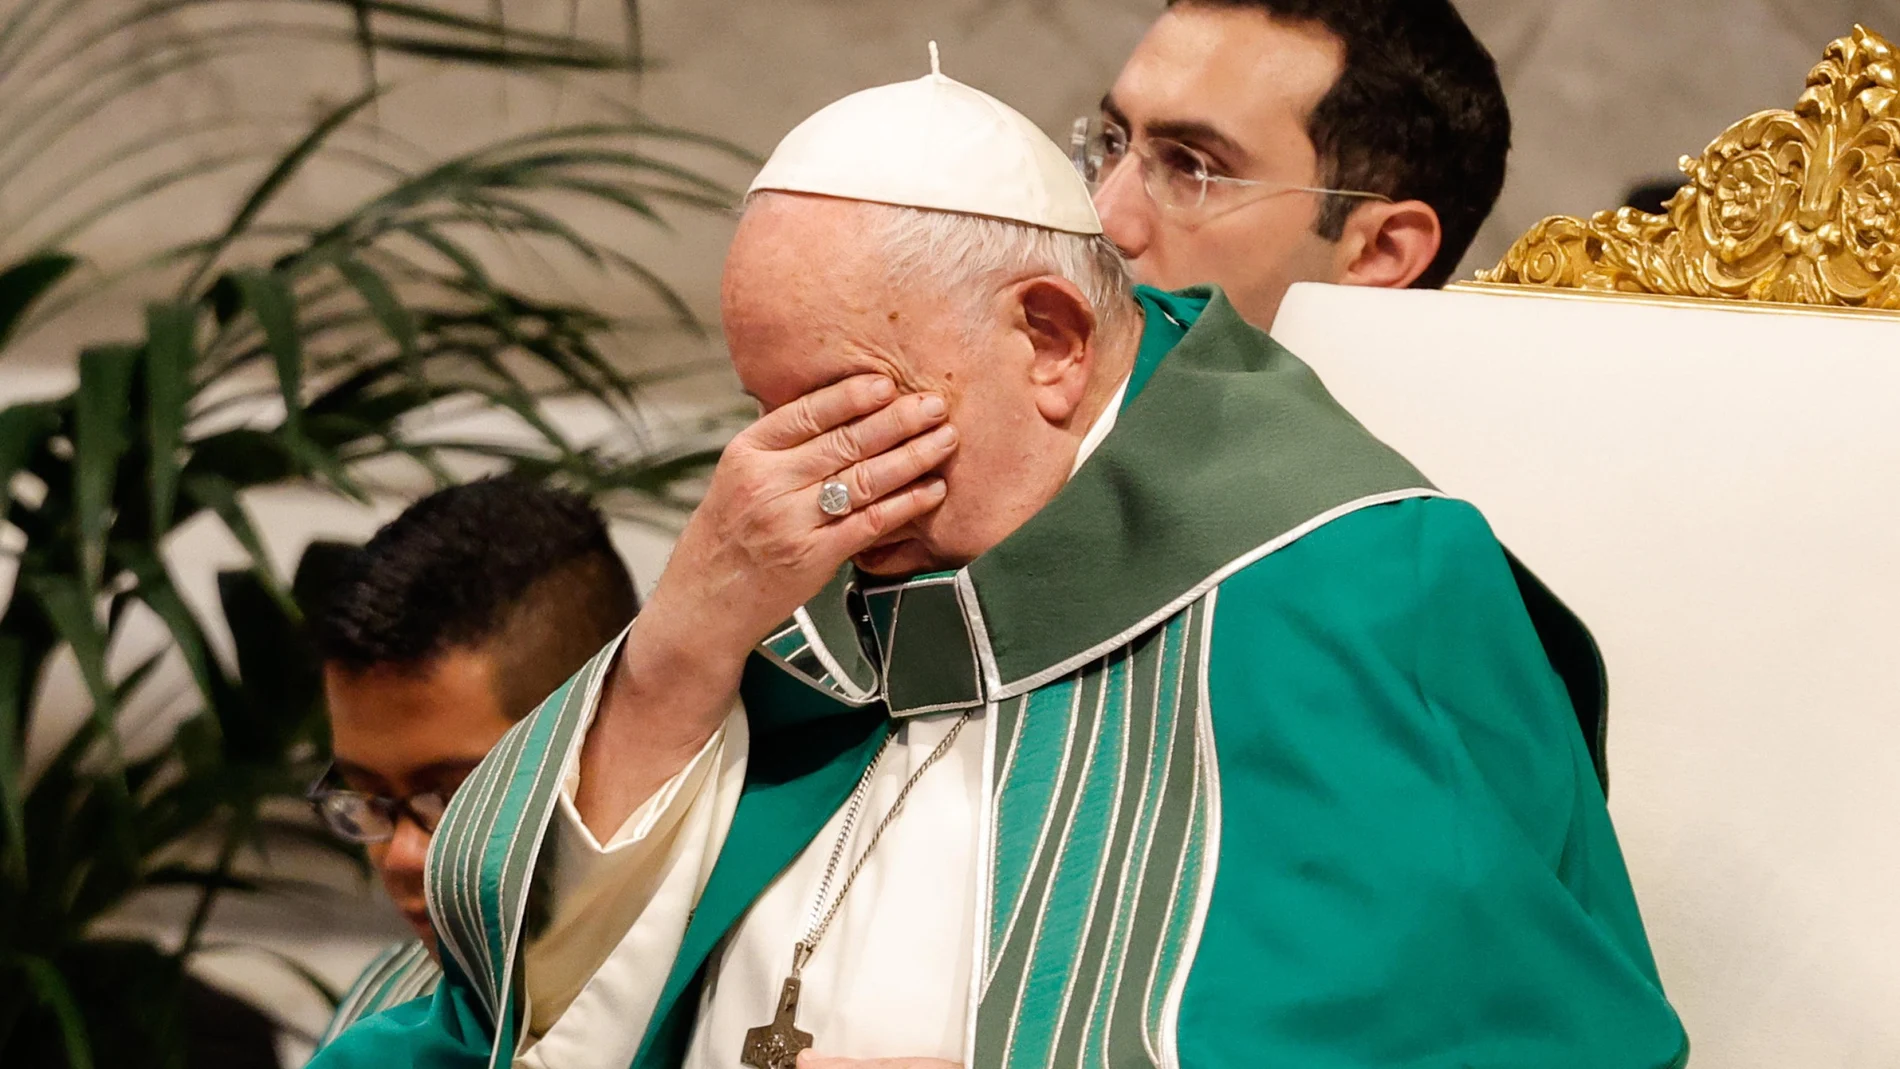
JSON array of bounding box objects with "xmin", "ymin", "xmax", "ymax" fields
[
  {"xmin": 578, "ymin": 374, "xmax": 956, "ymax": 836},
  {"xmin": 636, "ymin": 373, "xmax": 956, "ymax": 677},
  {"xmin": 796, "ymin": 1054, "xmax": 961, "ymax": 1069}
]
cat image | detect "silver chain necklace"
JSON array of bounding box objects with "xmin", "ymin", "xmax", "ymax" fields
[{"xmin": 740, "ymin": 711, "xmax": 974, "ymax": 1069}]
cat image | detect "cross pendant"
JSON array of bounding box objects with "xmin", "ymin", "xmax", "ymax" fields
[{"xmin": 741, "ymin": 975, "xmax": 814, "ymax": 1069}]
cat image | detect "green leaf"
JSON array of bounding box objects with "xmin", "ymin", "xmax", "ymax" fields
[
  {"xmin": 227, "ymin": 270, "xmax": 304, "ymax": 442},
  {"xmin": 181, "ymin": 473, "xmax": 294, "ymax": 615},
  {"xmin": 333, "ymin": 256, "xmax": 420, "ymax": 376},
  {"xmin": 25, "ymin": 575, "xmax": 115, "ymax": 740},
  {"xmin": 143, "ymin": 301, "xmax": 196, "ymax": 535},
  {"xmin": 73, "ymin": 344, "xmax": 141, "ymax": 590},
  {"xmin": 184, "ymin": 87, "xmax": 381, "ymax": 291},
  {"xmin": 182, "ymin": 428, "xmax": 297, "ymax": 489},
  {"xmin": 0, "ymin": 251, "xmax": 79, "ymax": 350},
  {"xmin": 112, "ymin": 546, "xmax": 219, "ymax": 709},
  {"xmin": 0, "ymin": 401, "xmax": 62, "ymax": 500},
  {"xmin": 18, "ymin": 955, "xmax": 95, "ymax": 1069},
  {"xmin": 0, "ymin": 636, "xmax": 28, "ymax": 880},
  {"xmin": 279, "ymin": 432, "xmax": 370, "ymax": 504}
]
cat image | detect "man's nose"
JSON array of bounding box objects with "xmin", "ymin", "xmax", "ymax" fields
[
  {"xmin": 1094, "ymin": 160, "xmax": 1153, "ymax": 260},
  {"xmin": 379, "ymin": 814, "xmax": 433, "ymax": 885}
]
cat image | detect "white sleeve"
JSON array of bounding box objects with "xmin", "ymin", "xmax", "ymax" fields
[{"xmin": 518, "ymin": 704, "xmax": 748, "ymax": 1056}]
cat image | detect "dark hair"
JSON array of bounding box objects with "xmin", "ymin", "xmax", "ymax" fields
[
  {"xmin": 313, "ymin": 476, "xmax": 638, "ymax": 716},
  {"xmin": 1171, "ymin": 0, "xmax": 1511, "ymax": 287}
]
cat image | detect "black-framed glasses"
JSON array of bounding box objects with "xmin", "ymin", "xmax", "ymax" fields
[
  {"xmin": 306, "ymin": 762, "xmax": 453, "ymax": 844},
  {"xmin": 1069, "ymin": 116, "xmax": 1392, "ymax": 218}
]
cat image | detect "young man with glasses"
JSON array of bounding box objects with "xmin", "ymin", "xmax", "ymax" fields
[
  {"xmin": 305, "ymin": 476, "xmax": 638, "ymax": 1046},
  {"xmin": 1075, "ymin": 0, "xmax": 1510, "ymax": 328}
]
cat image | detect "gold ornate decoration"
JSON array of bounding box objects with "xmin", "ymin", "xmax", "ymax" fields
[{"xmin": 1478, "ymin": 25, "xmax": 1900, "ymax": 309}]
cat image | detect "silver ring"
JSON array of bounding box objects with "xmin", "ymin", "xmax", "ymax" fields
[{"xmin": 817, "ymin": 480, "xmax": 852, "ymax": 518}]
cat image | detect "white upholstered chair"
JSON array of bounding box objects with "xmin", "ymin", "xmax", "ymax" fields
[{"xmin": 1272, "ymin": 26, "xmax": 1900, "ymax": 1069}]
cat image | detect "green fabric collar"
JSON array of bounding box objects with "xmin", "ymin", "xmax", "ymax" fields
[
  {"xmin": 755, "ymin": 284, "xmax": 1433, "ymax": 726},
  {"xmin": 1124, "ymin": 284, "xmax": 1201, "ymax": 404}
]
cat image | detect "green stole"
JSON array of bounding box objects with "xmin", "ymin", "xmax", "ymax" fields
[{"xmin": 422, "ymin": 284, "xmax": 1607, "ymax": 1069}]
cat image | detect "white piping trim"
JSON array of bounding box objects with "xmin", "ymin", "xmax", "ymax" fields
[
  {"xmin": 485, "ymin": 645, "xmax": 617, "ymax": 1069},
  {"xmin": 992, "ymin": 488, "xmax": 1444, "ymax": 699},
  {"xmin": 964, "ymin": 700, "xmax": 1002, "ymax": 1069},
  {"xmin": 792, "ymin": 603, "xmax": 877, "ymax": 702},
  {"xmin": 1047, "ymin": 649, "xmax": 1133, "ymax": 1059},
  {"xmin": 956, "ymin": 568, "xmax": 1005, "ymax": 698},
  {"xmin": 1000, "ymin": 662, "xmax": 1109, "ymax": 1069},
  {"xmin": 856, "ymin": 574, "xmax": 959, "ymax": 596},
  {"xmin": 983, "ymin": 677, "xmax": 1083, "ymax": 996},
  {"xmin": 880, "ymin": 581, "xmax": 987, "ymax": 716},
  {"xmin": 755, "ymin": 641, "xmax": 879, "ymax": 707},
  {"xmin": 1158, "ymin": 596, "xmax": 1225, "ymax": 1069},
  {"xmin": 1095, "ymin": 616, "xmax": 1178, "ymax": 1064},
  {"xmin": 887, "ymin": 698, "xmax": 983, "ymax": 718},
  {"xmin": 1139, "ymin": 610, "xmax": 1200, "ymax": 1064},
  {"xmin": 989, "ymin": 697, "xmax": 1028, "ymax": 844},
  {"xmin": 437, "ymin": 699, "xmax": 528, "ymax": 1014}
]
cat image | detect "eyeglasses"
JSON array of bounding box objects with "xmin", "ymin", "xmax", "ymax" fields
[
  {"xmin": 1070, "ymin": 116, "xmax": 1392, "ymax": 218},
  {"xmin": 306, "ymin": 763, "xmax": 454, "ymax": 844}
]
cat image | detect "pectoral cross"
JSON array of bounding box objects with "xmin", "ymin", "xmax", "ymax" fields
[{"xmin": 741, "ymin": 973, "xmax": 813, "ymax": 1069}]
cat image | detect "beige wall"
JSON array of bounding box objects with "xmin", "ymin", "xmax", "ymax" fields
[{"xmin": 18, "ymin": 0, "xmax": 1900, "ymax": 374}]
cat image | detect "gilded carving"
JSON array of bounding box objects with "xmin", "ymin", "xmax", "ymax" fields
[{"xmin": 1478, "ymin": 25, "xmax": 1900, "ymax": 310}]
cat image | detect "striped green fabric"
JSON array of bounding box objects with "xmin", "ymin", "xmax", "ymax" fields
[
  {"xmin": 423, "ymin": 638, "xmax": 621, "ymax": 1065},
  {"xmin": 976, "ymin": 601, "xmax": 1213, "ymax": 1069},
  {"xmin": 317, "ymin": 940, "xmax": 441, "ymax": 1050},
  {"xmin": 310, "ymin": 284, "xmax": 1668, "ymax": 1069}
]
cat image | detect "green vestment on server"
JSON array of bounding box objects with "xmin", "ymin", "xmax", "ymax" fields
[{"xmin": 311, "ymin": 285, "xmax": 1688, "ymax": 1069}]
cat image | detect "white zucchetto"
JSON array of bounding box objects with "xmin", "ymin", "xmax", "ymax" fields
[{"xmin": 747, "ymin": 43, "xmax": 1103, "ymax": 236}]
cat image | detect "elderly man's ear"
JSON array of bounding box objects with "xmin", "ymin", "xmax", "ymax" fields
[
  {"xmin": 1334, "ymin": 198, "xmax": 1442, "ymax": 289},
  {"xmin": 1013, "ymin": 276, "xmax": 1098, "ymax": 427}
]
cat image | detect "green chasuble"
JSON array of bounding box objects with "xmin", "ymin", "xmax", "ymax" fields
[
  {"xmin": 312, "ymin": 285, "xmax": 1687, "ymax": 1069},
  {"xmin": 315, "ymin": 940, "xmax": 441, "ymax": 1050}
]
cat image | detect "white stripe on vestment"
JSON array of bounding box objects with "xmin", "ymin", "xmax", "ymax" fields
[
  {"xmin": 1158, "ymin": 597, "xmax": 1225, "ymax": 1069},
  {"xmin": 1048, "ymin": 649, "xmax": 1135, "ymax": 1057},
  {"xmin": 982, "ymin": 676, "xmax": 1083, "ymax": 998},
  {"xmin": 999, "ymin": 662, "xmax": 1109, "ymax": 1068}
]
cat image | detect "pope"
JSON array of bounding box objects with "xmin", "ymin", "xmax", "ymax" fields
[{"xmin": 312, "ymin": 51, "xmax": 1689, "ymax": 1069}]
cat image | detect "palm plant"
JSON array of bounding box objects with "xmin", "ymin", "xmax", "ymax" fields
[{"xmin": 0, "ymin": 2, "xmax": 752, "ymax": 1064}]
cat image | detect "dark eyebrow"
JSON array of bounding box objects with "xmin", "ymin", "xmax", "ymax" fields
[
  {"xmin": 1144, "ymin": 119, "xmax": 1251, "ymax": 170},
  {"xmin": 1099, "ymin": 93, "xmax": 1251, "ymax": 171}
]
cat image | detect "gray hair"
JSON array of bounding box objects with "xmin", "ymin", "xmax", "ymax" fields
[
  {"xmin": 870, "ymin": 203, "xmax": 1137, "ymax": 340},
  {"xmin": 744, "ymin": 191, "xmax": 1137, "ymax": 340}
]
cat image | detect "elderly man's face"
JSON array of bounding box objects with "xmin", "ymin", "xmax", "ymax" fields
[{"xmin": 722, "ymin": 195, "xmax": 1075, "ymax": 577}]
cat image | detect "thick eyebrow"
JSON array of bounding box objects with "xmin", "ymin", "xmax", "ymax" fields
[{"xmin": 1100, "ymin": 93, "xmax": 1252, "ymax": 171}]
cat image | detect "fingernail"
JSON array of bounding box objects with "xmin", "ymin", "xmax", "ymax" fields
[
  {"xmin": 924, "ymin": 478, "xmax": 948, "ymax": 498},
  {"xmin": 920, "ymin": 394, "xmax": 947, "ymax": 417},
  {"xmin": 872, "ymin": 378, "xmax": 897, "ymax": 401},
  {"xmin": 930, "ymin": 424, "xmax": 959, "ymax": 448}
]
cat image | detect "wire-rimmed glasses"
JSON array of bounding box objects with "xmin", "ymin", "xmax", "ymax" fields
[
  {"xmin": 1070, "ymin": 116, "xmax": 1392, "ymax": 218},
  {"xmin": 306, "ymin": 762, "xmax": 453, "ymax": 843}
]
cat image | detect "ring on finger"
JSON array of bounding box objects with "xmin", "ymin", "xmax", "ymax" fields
[{"xmin": 817, "ymin": 479, "xmax": 853, "ymax": 519}]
